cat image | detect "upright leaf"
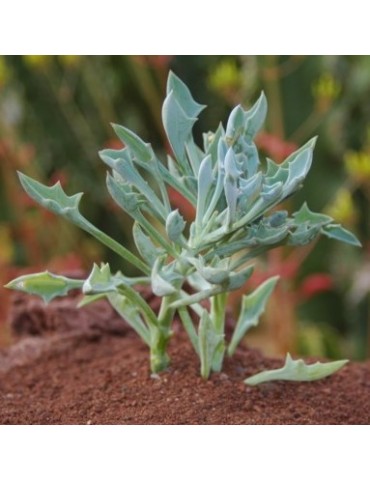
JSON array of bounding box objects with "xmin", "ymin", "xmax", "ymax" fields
[
  {"xmin": 166, "ymin": 209, "xmax": 186, "ymax": 243},
  {"xmin": 133, "ymin": 222, "xmax": 161, "ymax": 266},
  {"xmin": 228, "ymin": 276, "xmax": 279, "ymax": 355},
  {"xmin": 244, "ymin": 91, "xmax": 267, "ymax": 140},
  {"xmin": 198, "ymin": 310, "xmax": 224, "ymax": 379}
]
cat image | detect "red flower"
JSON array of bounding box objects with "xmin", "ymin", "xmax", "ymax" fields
[{"xmin": 299, "ymin": 273, "xmax": 333, "ymax": 300}]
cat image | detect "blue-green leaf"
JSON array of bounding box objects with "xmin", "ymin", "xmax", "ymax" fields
[
  {"xmin": 198, "ymin": 310, "xmax": 224, "ymax": 379},
  {"xmin": 83, "ymin": 263, "xmax": 121, "ymax": 294},
  {"xmin": 162, "ymin": 90, "xmax": 197, "ymax": 166},
  {"xmin": 18, "ymin": 172, "xmax": 148, "ymax": 274},
  {"xmin": 321, "ymin": 224, "xmax": 361, "ymax": 247},
  {"xmin": 133, "ymin": 222, "xmax": 162, "ymax": 266},
  {"xmin": 244, "ymin": 92, "xmax": 267, "ymax": 140},
  {"xmin": 18, "ymin": 172, "xmax": 83, "ymax": 219},
  {"xmin": 151, "ymin": 257, "xmax": 177, "ymax": 297},
  {"xmin": 166, "ymin": 209, "xmax": 186, "ymax": 243},
  {"xmin": 106, "ymin": 173, "xmax": 144, "ymax": 217},
  {"xmin": 226, "ymin": 265, "xmax": 254, "ymax": 291},
  {"xmin": 107, "ymin": 292, "xmax": 150, "ymax": 345},
  {"xmin": 245, "ymin": 353, "xmax": 348, "ymax": 385},
  {"xmin": 166, "ymin": 71, "xmax": 205, "ymax": 118},
  {"xmin": 228, "ymin": 276, "xmax": 279, "ymax": 355},
  {"xmin": 111, "ymin": 124, "xmax": 153, "ymax": 162},
  {"xmin": 5, "ymin": 271, "xmax": 83, "ymax": 303},
  {"xmin": 293, "ymin": 202, "xmax": 332, "ymax": 226},
  {"xmin": 196, "ymin": 154, "xmax": 214, "ymax": 228},
  {"xmin": 101, "ymin": 154, "xmax": 166, "ymax": 220},
  {"xmin": 226, "ymin": 105, "xmax": 246, "ymax": 144}
]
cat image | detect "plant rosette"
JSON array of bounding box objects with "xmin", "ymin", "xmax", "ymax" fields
[{"xmin": 6, "ymin": 72, "xmax": 360, "ymax": 386}]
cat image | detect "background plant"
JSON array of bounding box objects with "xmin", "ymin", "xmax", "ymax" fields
[{"xmin": 6, "ymin": 72, "xmax": 359, "ymax": 383}]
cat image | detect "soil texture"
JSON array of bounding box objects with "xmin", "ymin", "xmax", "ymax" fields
[{"xmin": 0, "ymin": 291, "xmax": 369, "ymax": 425}]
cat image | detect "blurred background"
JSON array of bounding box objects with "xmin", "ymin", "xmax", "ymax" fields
[{"xmin": 0, "ymin": 55, "xmax": 369, "ymax": 360}]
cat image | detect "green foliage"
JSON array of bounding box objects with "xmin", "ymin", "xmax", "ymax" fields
[
  {"xmin": 6, "ymin": 72, "xmax": 360, "ymax": 383},
  {"xmin": 245, "ymin": 354, "xmax": 348, "ymax": 386}
]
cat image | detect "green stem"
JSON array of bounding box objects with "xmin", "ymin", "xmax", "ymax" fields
[
  {"xmin": 117, "ymin": 285, "xmax": 158, "ymax": 329},
  {"xmin": 210, "ymin": 292, "xmax": 227, "ymax": 372},
  {"xmin": 149, "ymin": 295, "xmax": 175, "ymax": 373},
  {"xmin": 178, "ymin": 306, "xmax": 199, "ymax": 355},
  {"xmin": 75, "ymin": 215, "xmax": 150, "ymax": 275}
]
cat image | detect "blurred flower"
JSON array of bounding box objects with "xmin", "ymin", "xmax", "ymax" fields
[
  {"xmin": 0, "ymin": 91, "xmax": 23, "ymax": 127},
  {"xmin": 325, "ymin": 187, "xmax": 358, "ymax": 226},
  {"xmin": 0, "ymin": 56, "xmax": 9, "ymax": 87},
  {"xmin": 208, "ymin": 60, "xmax": 243, "ymax": 99},
  {"xmin": 299, "ymin": 273, "xmax": 333, "ymax": 300},
  {"xmin": 344, "ymin": 150, "xmax": 370, "ymax": 183},
  {"xmin": 0, "ymin": 224, "xmax": 14, "ymax": 265},
  {"xmin": 312, "ymin": 72, "xmax": 341, "ymax": 111},
  {"xmin": 23, "ymin": 55, "xmax": 52, "ymax": 70},
  {"xmin": 167, "ymin": 188, "xmax": 195, "ymax": 222},
  {"xmin": 58, "ymin": 55, "xmax": 81, "ymax": 68},
  {"xmin": 256, "ymin": 132, "xmax": 297, "ymax": 163},
  {"xmin": 134, "ymin": 56, "xmax": 172, "ymax": 69}
]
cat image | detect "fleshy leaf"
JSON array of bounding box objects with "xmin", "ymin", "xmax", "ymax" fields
[
  {"xmin": 166, "ymin": 209, "xmax": 186, "ymax": 243},
  {"xmin": 83, "ymin": 263, "xmax": 121, "ymax": 294},
  {"xmin": 196, "ymin": 155, "xmax": 214, "ymax": 227},
  {"xmin": 293, "ymin": 202, "xmax": 332, "ymax": 226},
  {"xmin": 245, "ymin": 353, "xmax": 348, "ymax": 386},
  {"xmin": 244, "ymin": 91, "xmax": 267, "ymax": 140},
  {"xmin": 321, "ymin": 224, "xmax": 361, "ymax": 247},
  {"xmin": 151, "ymin": 257, "xmax": 177, "ymax": 297},
  {"xmin": 102, "ymin": 155, "xmax": 165, "ymax": 220},
  {"xmin": 226, "ymin": 265, "xmax": 254, "ymax": 291},
  {"xmin": 133, "ymin": 222, "xmax": 162, "ymax": 266},
  {"xmin": 106, "ymin": 173, "xmax": 144, "ymax": 216},
  {"xmin": 111, "ymin": 124, "xmax": 153, "ymax": 163},
  {"xmin": 18, "ymin": 172, "xmax": 148, "ymax": 274},
  {"xmin": 198, "ymin": 310, "xmax": 224, "ymax": 379},
  {"xmin": 5, "ymin": 271, "xmax": 83, "ymax": 303},
  {"xmin": 18, "ymin": 172, "xmax": 83, "ymax": 219},
  {"xmin": 162, "ymin": 90, "xmax": 197, "ymax": 165},
  {"xmin": 226, "ymin": 105, "xmax": 246, "ymax": 144},
  {"xmin": 228, "ymin": 276, "xmax": 279, "ymax": 355},
  {"xmin": 107, "ymin": 292, "xmax": 150, "ymax": 345},
  {"xmin": 166, "ymin": 71, "xmax": 205, "ymax": 118}
]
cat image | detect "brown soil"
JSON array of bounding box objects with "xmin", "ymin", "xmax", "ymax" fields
[{"xmin": 0, "ymin": 290, "xmax": 369, "ymax": 425}]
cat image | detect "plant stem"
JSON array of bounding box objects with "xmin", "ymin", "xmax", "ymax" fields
[
  {"xmin": 149, "ymin": 295, "xmax": 175, "ymax": 373},
  {"xmin": 210, "ymin": 292, "xmax": 227, "ymax": 372},
  {"xmin": 178, "ymin": 306, "xmax": 199, "ymax": 354}
]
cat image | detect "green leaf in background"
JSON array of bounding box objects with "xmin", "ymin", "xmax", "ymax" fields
[
  {"xmin": 5, "ymin": 271, "xmax": 83, "ymax": 303},
  {"xmin": 245, "ymin": 353, "xmax": 348, "ymax": 386}
]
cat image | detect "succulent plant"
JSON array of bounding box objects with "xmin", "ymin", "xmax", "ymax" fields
[{"xmin": 6, "ymin": 72, "xmax": 360, "ymax": 383}]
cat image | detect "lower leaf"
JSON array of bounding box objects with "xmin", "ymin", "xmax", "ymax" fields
[{"xmin": 245, "ymin": 353, "xmax": 348, "ymax": 386}]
